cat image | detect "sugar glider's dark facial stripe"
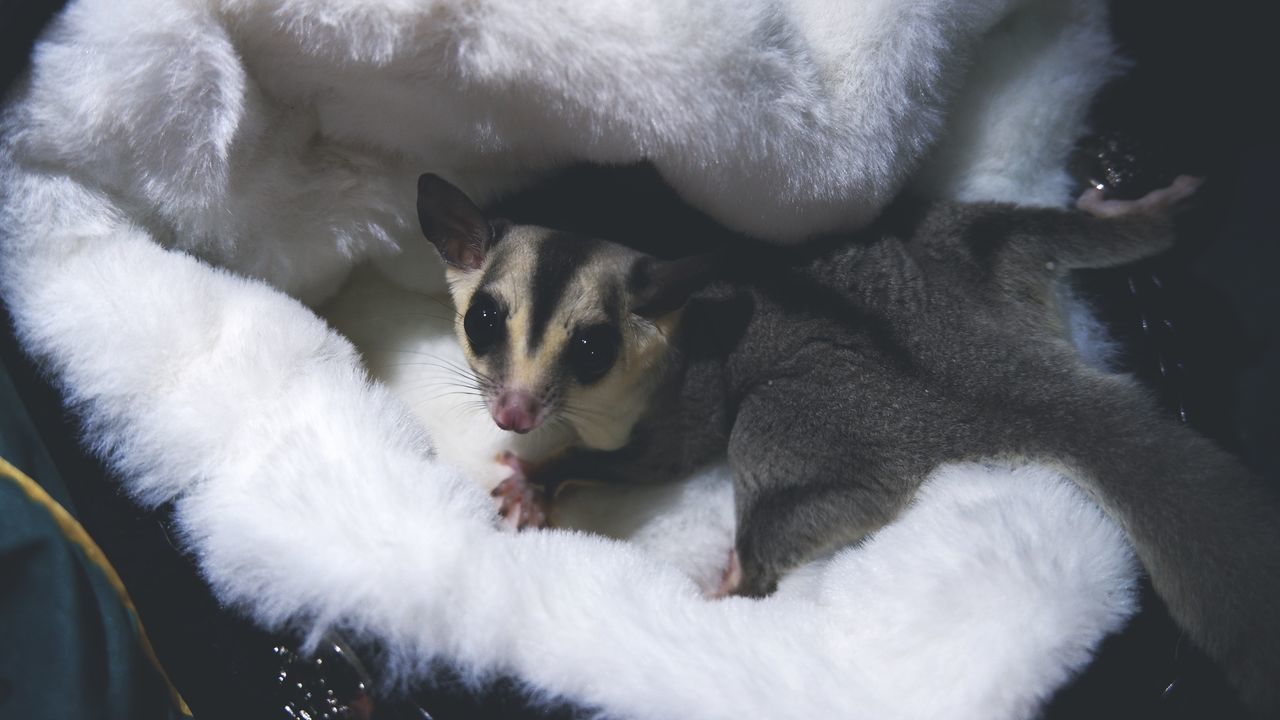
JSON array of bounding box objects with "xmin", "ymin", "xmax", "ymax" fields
[
  {"xmin": 528, "ymin": 232, "xmax": 599, "ymax": 353},
  {"xmin": 477, "ymin": 240, "xmax": 509, "ymax": 291},
  {"xmin": 600, "ymin": 283, "xmax": 622, "ymax": 326}
]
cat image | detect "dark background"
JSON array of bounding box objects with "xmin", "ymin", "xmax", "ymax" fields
[{"xmin": 2, "ymin": 1, "xmax": 1275, "ymax": 717}]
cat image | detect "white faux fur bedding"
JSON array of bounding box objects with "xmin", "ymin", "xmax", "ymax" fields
[{"xmin": 0, "ymin": 0, "xmax": 1139, "ymax": 717}]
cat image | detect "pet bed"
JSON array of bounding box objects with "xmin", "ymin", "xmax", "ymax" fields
[{"xmin": 0, "ymin": 1, "xmax": 1139, "ymax": 717}]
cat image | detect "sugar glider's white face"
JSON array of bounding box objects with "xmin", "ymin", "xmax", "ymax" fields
[
  {"xmin": 442, "ymin": 225, "xmax": 677, "ymax": 450},
  {"xmin": 416, "ymin": 173, "xmax": 706, "ymax": 450}
]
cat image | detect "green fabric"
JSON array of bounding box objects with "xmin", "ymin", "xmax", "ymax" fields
[
  {"xmin": 0, "ymin": 364, "xmax": 74, "ymax": 512},
  {"xmin": 0, "ymin": 364, "xmax": 189, "ymax": 720}
]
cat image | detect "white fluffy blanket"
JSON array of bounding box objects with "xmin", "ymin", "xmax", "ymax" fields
[{"xmin": 0, "ymin": 0, "xmax": 1138, "ymax": 717}]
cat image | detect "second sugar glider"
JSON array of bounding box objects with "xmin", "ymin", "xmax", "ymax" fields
[{"xmin": 415, "ymin": 173, "xmax": 1280, "ymax": 715}]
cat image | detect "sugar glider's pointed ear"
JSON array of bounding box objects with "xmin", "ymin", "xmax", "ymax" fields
[
  {"xmin": 417, "ymin": 173, "xmax": 493, "ymax": 271},
  {"xmin": 629, "ymin": 251, "xmax": 722, "ymax": 319}
]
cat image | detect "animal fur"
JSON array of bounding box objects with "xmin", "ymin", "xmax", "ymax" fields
[
  {"xmin": 0, "ymin": 0, "xmax": 1141, "ymax": 716},
  {"xmin": 417, "ymin": 174, "xmax": 1280, "ymax": 715}
]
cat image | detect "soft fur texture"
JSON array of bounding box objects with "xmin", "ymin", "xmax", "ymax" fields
[{"xmin": 1, "ymin": 0, "xmax": 1136, "ymax": 717}]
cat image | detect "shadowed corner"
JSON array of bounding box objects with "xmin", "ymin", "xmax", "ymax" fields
[{"xmin": 0, "ymin": 1, "xmax": 70, "ymax": 98}]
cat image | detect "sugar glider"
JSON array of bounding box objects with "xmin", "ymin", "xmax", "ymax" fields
[{"xmin": 415, "ymin": 173, "xmax": 1280, "ymax": 715}]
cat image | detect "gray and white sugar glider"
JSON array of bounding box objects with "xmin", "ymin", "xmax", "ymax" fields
[{"xmin": 415, "ymin": 172, "xmax": 1280, "ymax": 716}]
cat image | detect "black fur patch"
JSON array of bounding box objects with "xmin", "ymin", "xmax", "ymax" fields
[
  {"xmin": 528, "ymin": 232, "xmax": 597, "ymax": 353},
  {"xmin": 601, "ymin": 283, "xmax": 622, "ymax": 328}
]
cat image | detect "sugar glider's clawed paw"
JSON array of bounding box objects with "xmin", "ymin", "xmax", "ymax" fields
[
  {"xmin": 492, "ymin": 451, "xmax": 549, "ymax": 531},
  {"xmin": 1076, "ymin": 174, "xmax": 1203, "ymax": 218}
]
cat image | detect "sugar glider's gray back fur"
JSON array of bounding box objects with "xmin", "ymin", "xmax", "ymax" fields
[{"xmin": 417, "ymin": 175, "xmax": 1280, "ymax": 715}]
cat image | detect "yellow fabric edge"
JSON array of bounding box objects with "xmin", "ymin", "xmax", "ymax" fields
[{"xmin": 0, "ymin": 455, "xmax": 193, "ymax": 717}]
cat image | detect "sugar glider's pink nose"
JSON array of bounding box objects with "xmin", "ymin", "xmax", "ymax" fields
[{"xmin": 492, "ymin": 391, "xmax": 542, "ymax": 433}]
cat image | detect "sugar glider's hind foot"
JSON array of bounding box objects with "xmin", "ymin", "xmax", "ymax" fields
[
  {"xmin": 730, "ymin": 563, "xmax": 780, "ymax": 599},
  {"xmin": 708, "ymin": 548, "xmax": 743, "ymax": 599},
  {"xmin": 1076, "ymin": 174, "xmax": 1203, "ymax": 217},
  {"xmin": 492, "ymin": 451, "xmax": 549, "ymax": 531}
]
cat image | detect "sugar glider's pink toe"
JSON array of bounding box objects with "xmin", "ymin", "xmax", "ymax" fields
[
  {"xmin": 1076, "ymin": 174, "xmax": 1204, "ymax": 218},
  {"xmin": 711, "ymin": 548, "xmax": 743, "ymax": 599}
]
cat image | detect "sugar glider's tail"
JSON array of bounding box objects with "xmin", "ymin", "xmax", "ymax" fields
[{"xmin": 1054, "ymin": 375, "xmax": 1280, "ymax": 717}]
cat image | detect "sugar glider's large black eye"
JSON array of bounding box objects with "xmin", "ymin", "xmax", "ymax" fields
[
  {"xmin": 464, "ymin": 292, "xmax": 505, "ymax": 356},
  {"xmin": 568, "ymin": 325, "xmax": 621, "ymax": 384}
]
